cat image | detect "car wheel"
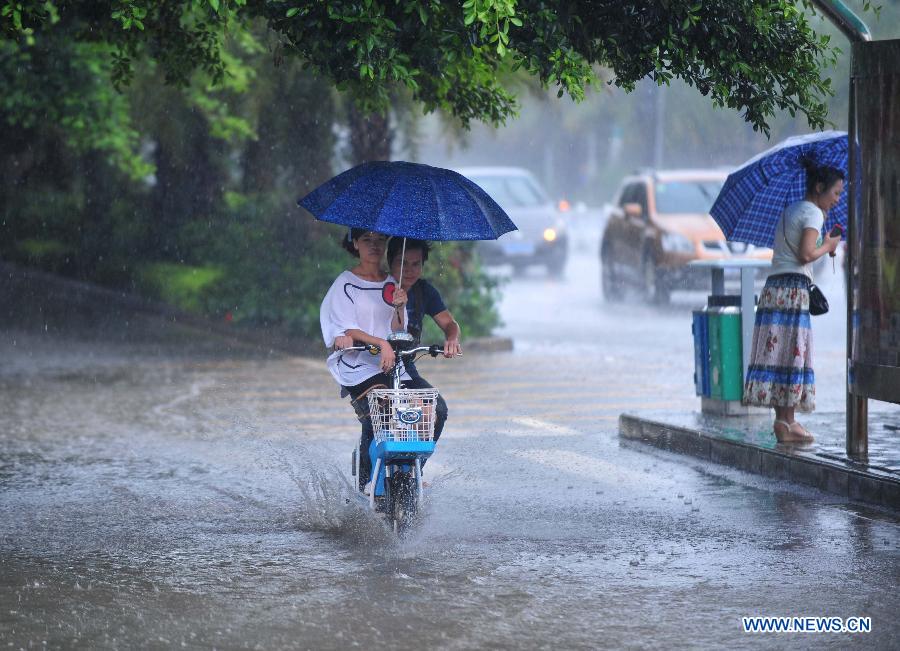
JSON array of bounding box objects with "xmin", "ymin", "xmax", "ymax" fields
[
  {"xmin": 601, "ymin": 254, "xmax": 623, "ymax": 303},
  {"xmin": 642, "ymin": 254, "xmax": 670, "ymax": 305},
  {"xmin": 546, "ymin": 256, "xmax": 566, "ymax": 278},
  {"xmin": 511, "ymin": 260, "xmax": 530, "ymax": 275}
]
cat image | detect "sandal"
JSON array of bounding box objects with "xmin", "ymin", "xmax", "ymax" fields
[
  {"xmin": 773, "ymin": 419, "xmax": 814, "ymax": 443},
  {"xmin": 789, "ymin": 421, "xmax": 814, "ymax": 441}
]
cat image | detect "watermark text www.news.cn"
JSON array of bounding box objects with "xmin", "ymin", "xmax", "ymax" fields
[{"xmin": 742, "ymin": 616, "xmax": 871, "ymax": 633}]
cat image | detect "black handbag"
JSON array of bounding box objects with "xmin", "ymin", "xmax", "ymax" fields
[
  {"xmin": 783, "ymin": 216, "xmax": 829, "ymax": 316},
  {"xmin": 808, "ymin": 283, "xmax": 829, "ymax": 315}
]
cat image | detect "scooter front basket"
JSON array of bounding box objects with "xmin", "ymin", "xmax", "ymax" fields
[{"xmin": 367, "ymin": 388, "xmax": 439, "ymax": 443}]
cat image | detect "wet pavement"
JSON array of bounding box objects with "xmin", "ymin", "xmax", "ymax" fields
[{"xmin": 2, "ymin": 225, "xmax": 899, "ymax": 649}]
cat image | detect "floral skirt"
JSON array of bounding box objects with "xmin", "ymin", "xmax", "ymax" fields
[{"xmin": 743, "ymin": 273, "xmax": 815, "ymax": 411}]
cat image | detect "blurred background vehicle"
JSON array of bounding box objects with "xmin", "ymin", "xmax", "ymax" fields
[
  {"xmin": 456, "ymin": 167, "xmax": 569, "ymax": 276},
  {"xmin": 600, "ymin": 169, "xmax": 772, "ymax": 304}
]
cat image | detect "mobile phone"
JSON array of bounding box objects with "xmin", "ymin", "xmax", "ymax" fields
[{"xmin": 829, "ymin": 224, "xmax": 844, "ymax": 238}]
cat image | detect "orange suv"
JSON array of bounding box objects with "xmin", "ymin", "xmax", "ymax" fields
[{"xmin": 600, "ymin": 169, "xmax": 771, "ymax": 303}]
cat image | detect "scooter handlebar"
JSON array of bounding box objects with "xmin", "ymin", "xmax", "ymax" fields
[
  {"xmin": 337, "ymin": 343, "xmax": 460, "ymax": 358},
  {"xmin": 405, "ymin": 345, "xmax": 443, "ymax": 358},
  {"xmin": 339, "ymin": 344, "xmax": 381, "ymax": 355},
  {"xmin": 402, "ymin": 345, "xmax": 462, "ymax": 358}
]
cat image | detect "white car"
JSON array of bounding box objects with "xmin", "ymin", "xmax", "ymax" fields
[{"xmin": 455, "ymin": 166, "xmax": 568, "ymax": 276}]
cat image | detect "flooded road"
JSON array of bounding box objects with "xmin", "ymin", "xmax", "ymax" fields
[{"xmin": 2, "ymin": 229, "xmax": 899, "ymax": 649}]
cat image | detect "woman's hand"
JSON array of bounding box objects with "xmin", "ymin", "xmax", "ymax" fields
[
  {"xmin": 823, "ymin": 232, "xmax": 842, "ymax": 256},
  {"xmin": 378, "ymin": 339, "xmax": 396, "ymax": 372},
  {"xmin": 800, "ymin": 228, "xmax": 841, "ymax": 264},
  {"xmin": 443, "ymin": 338, "xmax": 461, "ymax": 358},
  {"xmin": 333, "ymin": 335, "xmax": 353, "ymax": 350},
  {"xmin": 390, "ymin": 288, "xmax": 409, "ymax": 331},
  {"xmin": 392, "ymin": 287, "xmax": 408, "ymax": 307}
]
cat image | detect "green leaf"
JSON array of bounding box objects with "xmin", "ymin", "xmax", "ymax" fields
[{"xmin": 286, "ymin": 7, "xmax": 300, "ymax": 18}]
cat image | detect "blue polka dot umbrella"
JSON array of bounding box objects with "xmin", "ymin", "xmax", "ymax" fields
[
  {"xmin": 298, "ymin": 160, "xmax": 518, "ymax": 241},
  {"xmin": 710, "ymin": 131, "xmax": 848, "ymax": 248}
]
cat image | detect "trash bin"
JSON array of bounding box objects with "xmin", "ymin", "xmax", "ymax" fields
[
  {"xmin": 689, "ymin": 259, "xmax": 766, "ymax": 415},
  {"xmin": 693, "ymin": 295, "xmax": 743, "ymax": 401},
  {"xmin": 707, "ymin": 304, "xmax": 743, "ymax": 401}
]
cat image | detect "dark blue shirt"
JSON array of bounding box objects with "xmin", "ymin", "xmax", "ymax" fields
[{"xmin": 404, "ymin": 279, "xmax": 447, "ymax": 378}]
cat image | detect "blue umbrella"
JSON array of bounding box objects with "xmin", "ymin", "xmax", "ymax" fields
[
  {"xmin": 298, "ymin": 160, "xmax": 517, "ymax": 241},
  {"xmin": 710, "ymin": 131, "xmax": 848, "ymax": 248}
]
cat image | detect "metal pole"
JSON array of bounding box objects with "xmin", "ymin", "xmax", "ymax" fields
[
  {"xmin": 653, "ymin": 85, "xmax": 666, "ymax": 169},
  {"xmin": 811, "ymin": 0, "xmax": 872, "ymax": 455},
  {"xmin": 846, "ymin": 53, "xmax": 868, "ymax": 456},
  {"xmin": 740, "ymin": 266, "xmax": 755, "ymax": 380},
  {"xmin": 710, "ymin": 268, "xmax": 725, "ymax": 296}
]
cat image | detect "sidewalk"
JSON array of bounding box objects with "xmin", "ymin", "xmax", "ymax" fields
[{"xmin": 619, "ymin": 409, "xmax": 900, "ymax": 510}]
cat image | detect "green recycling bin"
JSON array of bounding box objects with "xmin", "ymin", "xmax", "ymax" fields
[{"xmin": 707, "ymin": 306, "xmax": 743, "ymax": 401}]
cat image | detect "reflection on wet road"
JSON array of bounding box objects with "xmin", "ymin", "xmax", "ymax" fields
[{"xmin": 2, "ymin": 231, "xmax": 898, "ymax": 649}]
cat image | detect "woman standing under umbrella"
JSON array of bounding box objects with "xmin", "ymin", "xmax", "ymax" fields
[
  {"xmin": 743, "ymin": 161, "xmax": 844, "ymax": 442},
  {"xmin": 320, "ymin": 228, "xmax": 408, "ymax": 491}
]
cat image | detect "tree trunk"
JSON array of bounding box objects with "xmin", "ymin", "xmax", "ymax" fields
[
  {"xmin": 150, "ymin": 100, "xmax": 225, "ymax": 262},
  {"xmin": 348, "ymin": 104, "xmax": 392, "ymax": 164}
]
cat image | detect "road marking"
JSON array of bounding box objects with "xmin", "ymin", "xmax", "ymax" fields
[
  {"xmin": 509, "ymin": 448, "xmax": 649, "ymax": 486},
  {"xmin": 151, "ymin": 378, "xmax": 211, "ymax": 421},
  {"xmin": 508, "ymin": 416, "xmax": 582, "ymax": 437},
  {"xmin": 288, "ymin": 358, "xmax": 330, "ymax": 371}
]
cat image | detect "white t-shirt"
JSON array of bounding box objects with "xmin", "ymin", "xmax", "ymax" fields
[
  {"xmin": 769, "ymin": 200, "xmax": 824, "ymax": 280},
  {"xmin": 320, "ymin": 270, "xmax": 408, "ymax": 387}
]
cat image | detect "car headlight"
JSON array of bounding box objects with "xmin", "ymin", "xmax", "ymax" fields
[
  {"xmin": 543, "ymin": 228, "xmax": 557, "ymax": 242},
  {"xmin": 661, "ymin": 232, "xmax": 694, "ymax": 253}
]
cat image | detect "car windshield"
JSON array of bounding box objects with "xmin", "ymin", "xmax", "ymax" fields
[
  {"xmin": 654, "ymin": 180, "xmax": 724, "ymax": 214},
  {"xmin": 469, "ymin": 174, "xmax": 547, "ymax": 209}
]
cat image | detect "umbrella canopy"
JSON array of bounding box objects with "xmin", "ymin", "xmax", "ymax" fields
[
  {"xmin": 710, "ymin": 131, "xmax": 848, "ymax": 248},
  {"xmin": 298, "ymin": 160, "xmax": 517, "ymax": 241}
]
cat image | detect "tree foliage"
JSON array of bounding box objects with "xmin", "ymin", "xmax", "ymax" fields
[
  {"xmin": 0, "ymin": 5, "xmax": 503, "ymax": 339},
  {"xmin": 2, "ymin": 0, "xmax": 864, "ymax": 136},
  {"xmin": 435, "ymin": 0, "xmax": 895, "ymax": 205},
  {"xmin": 0, "ymin": 0, "xmax": 877, "ymax": 341}
]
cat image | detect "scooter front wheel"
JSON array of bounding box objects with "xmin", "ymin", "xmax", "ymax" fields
[{"xmin": 387, "ymin": 469, "xmax": 418, "ymax": 536}]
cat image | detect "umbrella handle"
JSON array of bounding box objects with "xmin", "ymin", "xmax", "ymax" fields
[
  {"xmin": 398, "ymin": 237, "xmax": 406, "ymax": 284},
  {"xmin": 395, "ymin": 237, "xmax": 407, "ymax": 329}
]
